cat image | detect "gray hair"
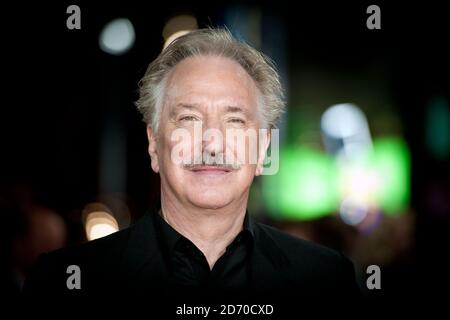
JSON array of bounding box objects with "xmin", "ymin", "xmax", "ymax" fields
[{"xmin": 135, "ymin": 28, "xmax": 285, "ymax": 131}]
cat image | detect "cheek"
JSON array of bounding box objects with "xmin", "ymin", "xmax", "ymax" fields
[
  {"xmin": 225, "ymin": 132, "xmax": 260, "ymax": 166},
  {"xmin": 163, "ymin": 127, "xmax": 201, "ymax": 166},
  {"xmin": 233, "ymin": 163, "xmax": 257, "ymax": 188},
  {"xmin": 242, "ymin": 163, "xmax": 258, "ymax": 180}
]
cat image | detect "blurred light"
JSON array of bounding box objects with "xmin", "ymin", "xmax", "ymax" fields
[
  {"xmin": 357, "ymin": 209, "xmax": 382, "ymax": 234},
  {"xmin": 85, "ymin": 211, "xmax": 119, "ymax": 241},
  {"xmin": 263, "ymin": 147, "xmax": 338, "ymax": 220},
  {"xmin": 321, "ymin": 103, "xmax": 372, "ymax": 160},
  {"xmin": 89, "ymin": 221, "xmax": 118, "ymax": 240},
  {"xmin": 337, "ymin": 137, "xmax": 410, "ymax": 215},
  {"xmin": 96, "ymin": 193, "xmax": 131, "ymax": 229},
  {"xmin": 263, "ymin": 137, "xmax": 410, "ymax": 221},
  {"xmin": 339, "ymin": 198, "xmax": 368, "ymax": 225},
  {"xmin": 162, "ymin": 15, "xmax": 198, "ymax": 50},
  {"xmin": 338, "ymin": 160, "xmax": 381, "ymax": 206},
  {"xmin": 321, "ymin": 103, "xmax": 366, "ymax": 138},
  {"xmin": 83, "ymin": 203, "xmax": 120, "ymax": 241},
  {"xmin": 372, "ymin": 138, "xmax": 410, "ymax": 214},
  {"xmin": 164, "ymin": 30, "xmax": 191, "ymax": 49},
  {"xmin": 425, "ymin": 96, "xmax": 450, "ymax": 160},
  {"xmin": 99, "ymin": 18, "xmax": 135, "ymax": 55}
]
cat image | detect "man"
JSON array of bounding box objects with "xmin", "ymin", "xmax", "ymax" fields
[{"xmin": 24, "ymin": 28, "xmax": 359, "ymax": 306}]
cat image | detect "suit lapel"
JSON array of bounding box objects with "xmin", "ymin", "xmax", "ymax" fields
[
  {"xmin": 249, "ymin": 223, "xmax": 290, "ymax": 295},
  {"xmin": 119, "ymin": 212, "xmax": 170, "ymax": 293}
]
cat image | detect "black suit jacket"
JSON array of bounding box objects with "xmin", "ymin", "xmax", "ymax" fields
[{"xmin": 23, "ymin": 211, "xmax": 360, "ymax": 311}]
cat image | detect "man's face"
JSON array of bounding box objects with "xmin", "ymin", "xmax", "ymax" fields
[{"xmin": 147, "ymin": 55, "xmax": 268, "ymax": 210}]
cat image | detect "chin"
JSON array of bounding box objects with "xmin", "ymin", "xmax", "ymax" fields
[{"xmin": 187, "ymin": 191, "xmax": 233, "ymax": 210}]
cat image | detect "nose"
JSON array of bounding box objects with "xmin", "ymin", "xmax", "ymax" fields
[{"xmin": 202, "ymin": 116, "xmax": 225, "ymax": 158}]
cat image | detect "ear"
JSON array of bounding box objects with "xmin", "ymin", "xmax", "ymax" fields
[
  {"xmin": 147, "ymin": 126, "xmax": 160, "ymax": 173},
  {"xmin": 255, "ymin": 130, "xmax": 271, "ymax": 176}
]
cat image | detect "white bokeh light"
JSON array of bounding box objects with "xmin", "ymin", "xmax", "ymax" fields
[
  {"xmin": 321, "ymin": 103, "xmax": 373, "ymax": 160},
  {"xmin": 99, "ymin": 18, "xmax": 135, "ymax": 55},
  {"xmin": 339, "ymin": 198, "xmax": 368, "ymax": 226},
  {"xmin": 321, "ymin": 103, "xmax": 369, "ymax": 139}
]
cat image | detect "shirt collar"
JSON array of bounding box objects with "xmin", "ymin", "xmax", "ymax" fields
[{"xmin": 153, "ymin": 208, "xmax": 254, "ymax": 256}]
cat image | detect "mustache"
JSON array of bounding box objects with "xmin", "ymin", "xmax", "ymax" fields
[{"xmin": 182, "ymin": 152, "xmax": 241, "ymax": 170}]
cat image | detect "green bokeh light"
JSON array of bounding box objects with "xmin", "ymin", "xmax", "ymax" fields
[
  {"xmin": 262, "ymin": 147, "xmax": 338, "ymax": 220},
  {"xmin": 262, "ymin": 137, "xmax": 410, "ymax": 220},
  {"xmin": 371, "ymin": 138, "xmax": 410, "ymax": 214}
]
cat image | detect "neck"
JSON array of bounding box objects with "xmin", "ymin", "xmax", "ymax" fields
[{"xmin": 160, "ymin": 191, "xmax": 248, "ymax": 270}]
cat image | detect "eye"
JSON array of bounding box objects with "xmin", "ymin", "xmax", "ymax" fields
[
  {"xmin": 228, "ymin": 118, "xmax": 246, "ymax": 124},
  {"xmin": 180, "ymin": 115, "xmax": 199, "ymax": 121}
]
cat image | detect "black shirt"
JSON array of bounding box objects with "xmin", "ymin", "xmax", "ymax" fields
[{"xmin": 153, "ymin": 209, "xmax": 254, "ymax": 301}]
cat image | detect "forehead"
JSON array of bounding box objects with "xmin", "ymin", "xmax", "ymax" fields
[{"xmin": 164, "ymin": 55, "xmax": 259, "ymax": 111}]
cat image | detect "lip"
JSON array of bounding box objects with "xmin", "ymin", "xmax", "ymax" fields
[{"xmin": 189, "ymin": 166, "xmax": 232, "ymax": 174}]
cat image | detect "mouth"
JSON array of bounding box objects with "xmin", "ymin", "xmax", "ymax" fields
[{"xmin": 188, "ymin": 166, "xmax": 232, "ymax": 175}]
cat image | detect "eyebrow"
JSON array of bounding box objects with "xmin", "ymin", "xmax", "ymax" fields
[
  {"xmin": 169, "ymin": 103, "xmax": 200, "ymax": 117},
  {"xmin": 225, "ymin": 106, "xmax": 247, "ymax": 115},
  {"xmin": 171, "ymin": 103, "xmax": 250, "ymax": 117}
]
